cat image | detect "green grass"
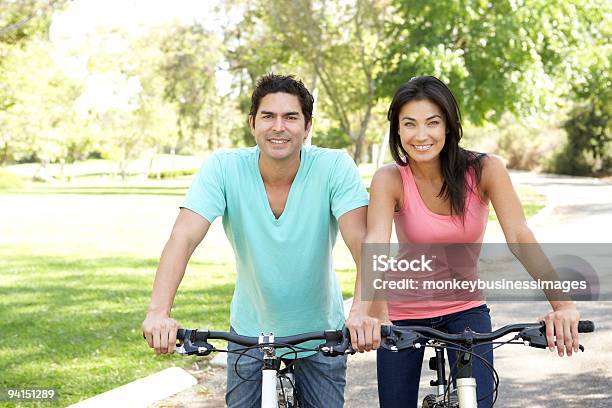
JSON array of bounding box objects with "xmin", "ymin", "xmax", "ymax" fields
[
  {"xmin": 0, "ymin": 170, "xmax": 25, "ymax": 190},
  {"xmin": 489, "ymin": 186, "xmax": 546, "ymax": 222},
  {"xmin": 11, "ymin": 185, "xmax": 189, "ymax": 196},
  {"xmin": 0, "ymin": 246, "xmax": 356, "ymax": 407},
  {"xmin": 0, "ymin": 247, "xmax": 237, "ymax": 407}
]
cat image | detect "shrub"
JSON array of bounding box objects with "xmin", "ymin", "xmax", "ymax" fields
[{"xmin": 548, "ymin": 102, "xmax": 611, "ymax": 176}]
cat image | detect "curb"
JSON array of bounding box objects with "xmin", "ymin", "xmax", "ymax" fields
[{"xmin": 68, "ymin": 367, "xmax": 196, "ymax": 408}]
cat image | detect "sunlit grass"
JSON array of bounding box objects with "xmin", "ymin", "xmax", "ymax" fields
[
  {"xmin": 489, "ymin": 186, "xmax": 546, "ymax": 221},
  {"xmin": 0, "ymin": 247, "xmax": 235, "ymax": 407},
  {"xmin": 0, "ymin": 246, "xmax": 356, "ymax": 407},
  {"xmin": 0, "ymin": 170, "xmax": 25, "ymax": 190}
]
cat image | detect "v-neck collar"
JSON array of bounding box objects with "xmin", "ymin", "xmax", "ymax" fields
[{"xmin": 253, "ymin": 146, "xmax": 305, "ymax": 225}]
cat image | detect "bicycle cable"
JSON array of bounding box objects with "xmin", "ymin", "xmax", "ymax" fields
[
  {"xmin": 421, "ymin": 340, "xmax": 499, "ymax": 408},
  {"xmin": 442, "ymin": 342, "xmax": 499, "ymax": 408},
  {"xmin": 229, "ymin": 342, "xmax": 316, "ymax": 383}
]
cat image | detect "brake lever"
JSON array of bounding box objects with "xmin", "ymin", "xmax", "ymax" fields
[
  {"xmin": 381, "ymin": 327, "xmax": 425, "ymax": 352},
  {"xmin": 175, "ymin": 329, "xmax": 214, "ymax": 356},
  {"xmin": 519, "ymin": 326, "xmax": 585, "ymax": 352},
  {"xmin": 319, "ymin": 327, "xmax": 356, "ymax": 356}
]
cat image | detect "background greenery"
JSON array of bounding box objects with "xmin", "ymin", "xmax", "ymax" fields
[{"xmin": 0, "ymin": 0, "xmax": 610, "ymax": 177}]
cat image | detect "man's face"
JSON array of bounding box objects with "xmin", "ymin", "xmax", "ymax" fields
[{"xmin": 250, "ymin": 92, "xmax": 311, "ymax": 162}]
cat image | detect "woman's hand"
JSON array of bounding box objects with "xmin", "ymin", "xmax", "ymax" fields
[{"xmin": 540, "ymin": 304, "xmax": 580, "ymax": 357}]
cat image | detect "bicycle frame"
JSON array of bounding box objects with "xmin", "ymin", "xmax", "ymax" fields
[{"xmin": 260, "ymin": 335, "xmax": 282, "ymax": 407}]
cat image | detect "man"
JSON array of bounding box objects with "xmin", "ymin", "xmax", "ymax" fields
[{"xmin": 142, "ymin": 73, "xmax": 368, "ymax": 407}]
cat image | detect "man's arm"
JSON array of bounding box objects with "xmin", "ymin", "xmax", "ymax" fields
[{"xmin": 142, "ymin": 208, "xmax": 211, "ymax": 354}]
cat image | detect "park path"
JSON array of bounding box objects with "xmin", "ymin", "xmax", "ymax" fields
[{"xmin": 153, "ymin": 171, "xmax": 612, "ymax": 407}]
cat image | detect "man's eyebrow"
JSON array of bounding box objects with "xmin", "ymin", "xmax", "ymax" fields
[
  {"xmin": 400, "ymin": 114, "xmax": 443, "ymax": 121},
  {"xmin": 259, "ymin": 110, "xmax": 301, "ymax": 116}
]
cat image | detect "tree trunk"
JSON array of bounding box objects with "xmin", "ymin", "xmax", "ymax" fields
[
  {"xmin": 377, "ymin": 130, "xmax": 389, "ymax": 168},
  {"xmin": 1, "ymin": 141, "xmax": 9, "ymax": 165}
]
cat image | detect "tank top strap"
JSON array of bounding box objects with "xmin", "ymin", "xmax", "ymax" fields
[{"xmin": 395, "ymin": 163, "xmax": 414, "ymax": 212}]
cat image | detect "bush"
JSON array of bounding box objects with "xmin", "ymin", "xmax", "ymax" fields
[
  {"xmin": 548, "ymin": 102, "xmax": 611, "ymax": 177},
  {"xmin": 463, "ymin": 114, "xmax": 564, "ymax": 171},
  {"xmin": 147, "ymin": 168, "xmax": 197, "ymax": 179},
  {"xmin": 313, "ymin": 127, "xmax": 352, "ymax": 149}
]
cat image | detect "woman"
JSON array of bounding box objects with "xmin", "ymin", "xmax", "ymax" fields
[{"xmin": 346, "ymin": 76, "xmax": 580, "ymax": 407}]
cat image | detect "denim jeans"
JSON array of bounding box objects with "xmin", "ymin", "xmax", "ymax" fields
[
  {"xmin": 225, "ymin": 327, "xmax": 347, "ymax": 408},
  {"xmin": 377, "ymin": 304, "xmax": 494, "ymax": 408}
]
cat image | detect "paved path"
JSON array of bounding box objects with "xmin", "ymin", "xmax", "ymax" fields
[{"xmin": 154, "ymin": 171, "xmax": 612, "ymax": 407}]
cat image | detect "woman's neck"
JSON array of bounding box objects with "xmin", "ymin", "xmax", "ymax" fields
[{"xmin": 407, "ymin": 157, "xmax": 443, "ymax": 183}]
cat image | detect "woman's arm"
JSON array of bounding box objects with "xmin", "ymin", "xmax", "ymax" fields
[
  {"xmin": 481, "ymin": 155, "xmax": 580, "ymax": 357},
  {"xmin": 346, "ymin": 164, "xmax": 402, "ymax": 352}
]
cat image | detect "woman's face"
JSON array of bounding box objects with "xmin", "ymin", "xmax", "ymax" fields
[{"xmin": 398, "ymin": 99, "xmax": 446, "ymax": 164}]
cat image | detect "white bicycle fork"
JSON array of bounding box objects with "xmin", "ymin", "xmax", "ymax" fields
[
  {"xmin": 456, "ymin": 377, "xmax": 478, "ymax": 408},
  {"xmin": 261, "ymin": 367, "xmax": 278, "ymax": 407}
]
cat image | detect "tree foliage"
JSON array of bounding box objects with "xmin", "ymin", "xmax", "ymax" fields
[
  {"xmin": 158, "ymin": 23, "xmax": 223, "ymax": 153},
  {"xmin": 381, "ymin": 0, "xmax": 609, "ymax": 124},
  {"xmin": 226, "ymin": 0, "xmax": 390, "ymax": 163},
  {"xmin": 0, "ymin": 0, "xmax": 609, "ymax": 176}
]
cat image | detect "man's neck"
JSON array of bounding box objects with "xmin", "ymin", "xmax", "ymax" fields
[{"xmin": 259, "ymin": 151, "xmax": 301, "ymax": 186}]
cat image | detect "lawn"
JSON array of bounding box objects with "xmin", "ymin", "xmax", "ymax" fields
[
  {"xmin": 0, "ymin": 247, "xmax": 235, "ymax": 407},
  {"xmin": 0, "ymin": 180, "xmax": 359, "ymax": 407},
  {"xmin": 0, "ymin": 167, "xmax": 546, "ymax": 406},
  {"xmin": 489, "ymin": 185, "xmax": 546, "ymax": 222}
]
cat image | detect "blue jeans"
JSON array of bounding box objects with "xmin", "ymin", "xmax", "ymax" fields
[
  {"xmin": 225, "ymin": 327, "xmax": 347, "ymax": 408},
  {"xmin": 377, "ymin": 304, "xmax": 494, "ymax": 408}
]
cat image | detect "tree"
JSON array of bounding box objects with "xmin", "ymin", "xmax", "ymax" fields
[
  {"xmin": 0, "ymin": 0, "xmax": 66, "ymax": 44},
  {"xmin": 0, "ymin": 0, "xmax": 72, "ymax": 166},
  {"xmin": 381, "ymin": 0, "xmax": 609, "ymax": 125},
  {"xmin": 226, "ymin": 0, "xmax": 390, "ymax": 163},
  {"xmin": 0, "ymin": 39, "xmax": 82, "ymax": 169},
  {"xmin": 158, "ymin": 23, "xmax": 223, "ymax": 154},
  {"xmin": 550, "ymin": 42, "xmax": 611, "ymax": 176}
]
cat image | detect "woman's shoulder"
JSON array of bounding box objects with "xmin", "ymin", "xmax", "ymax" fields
[
  {"xmin": 372, "ymin": 163, "xmax": 403, "ymax": 184},
  {"xmin": 370, "ymin": 163, "xmax": 404, "ymax": 202},
  {"xmin": 480, "ymin": 154, "xmax": 508, "ymax": 177},
  {"xmin": 479, "ymin": 154, "xmax": 509, "ymax": 193}
]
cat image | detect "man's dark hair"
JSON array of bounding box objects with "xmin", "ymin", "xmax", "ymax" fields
[
  {"xmin": 249, "ymin": 73, "xmax": 314, "ymax": 129},
  {"xmin": 388, "ymin": 75, "xmax": 486, "ymax": 221}
]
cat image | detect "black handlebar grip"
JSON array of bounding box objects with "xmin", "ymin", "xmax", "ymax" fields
[
  {"xmin": 177, "ymin": 329, "xmax": 185, "ymax": 340},
  {"xmin": 381, "ymin": 325, "xmax": 391, "ymax": 337},
  {"xmin": 578, "ymin": 320, "xmax": 595, "ymax": 333}
]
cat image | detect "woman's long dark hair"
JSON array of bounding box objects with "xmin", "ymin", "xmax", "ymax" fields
[{"xmin": 388, "ymin": 76, "xmax": 485, "ymax": 220}]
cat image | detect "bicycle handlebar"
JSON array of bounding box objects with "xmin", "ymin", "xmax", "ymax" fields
[
  {"xmin": 380, "ymin": 320, "xmax": 594, "ymax": 352},
  {"xmin": 177, "ymin": 328, "xmax": 344, "ymax": 346},
  {"xmin": 175, "ymin": 328, "xmax": 348, "ymax": 356},
  {"xmin": 175, "ymin": 320, "xmax": 594, "ymax": 356},
  {"xmin": 381, "ymin": 320, "xmax": 594, "ymax": 343}
]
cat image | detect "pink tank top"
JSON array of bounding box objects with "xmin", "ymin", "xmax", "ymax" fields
[{"xmin": 389, "ymin": 163, "xmax": 489, "ymax": 320}]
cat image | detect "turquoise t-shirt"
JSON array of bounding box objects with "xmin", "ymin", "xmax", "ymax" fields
[{"xmin": 182, "ymin": 145, "xmax": 368, "ymax": 339}]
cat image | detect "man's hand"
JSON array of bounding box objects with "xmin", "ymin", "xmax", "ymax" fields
[
  {"xmin": 345, "ymin": 309, "xmax": 383, "ymax": 353},
  {"xmin": 142, "ymin": 314, "xmax": 180, "ymax": 354},
  {"xmin": 540, "ymin": 305, "xmax": 580, "ymax": 357}
]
